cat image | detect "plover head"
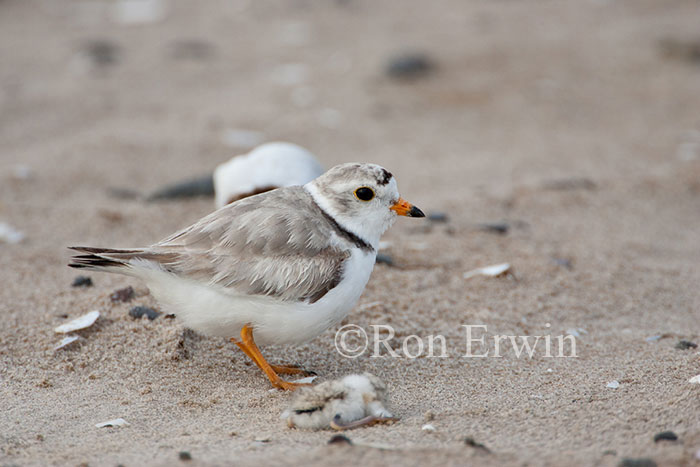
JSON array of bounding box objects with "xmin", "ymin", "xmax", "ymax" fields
[{"xmin": 305, "ymin": 163, "xmax": 424, "ymax": 249}]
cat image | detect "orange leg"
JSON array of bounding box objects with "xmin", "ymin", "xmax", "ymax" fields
[{"xmin": 231, "ymin": 325, "xmax": 314, "ymax": 391}]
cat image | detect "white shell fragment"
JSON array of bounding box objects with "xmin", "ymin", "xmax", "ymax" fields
[
  {"xmin": 463, "ymin": 263, "xmax": 511, "ymax": 279},
  {"xmin": 214, "ymin": 142, "xmax": 323, "ymax": 208},
  {"xmin": 292, "ymin": 376, "xmax": 318, "ymax": 385},
  {"xmin": 0, "ymin": 222, "xmax": 25, "ymax": 244},
  {"xmin": 111, "ymin": 0, "xmax": 166, "ymax": 25},
  {"xmin": 421, "ymin": 424, "xmax": 436, "ymax": 432},
  {"xmin": 689, "ymin": 375, "xmax": 700, "ymax": 384},
  {"xmin": 606, "ymin": 380, "xmax": 620, "ymax": 389},
  {"xmin": 54, "ymin": 336, "xmax": 81, "ymax": 350},
  {"xmin": 54, "ymin": 311, "xmax": 100, "ymax": 334},
  {"xmin": 95, "ymin": 418, "xmax": 129, "ymax": 428},
  {"xmin": 283, "ymin": 373, "xmax": 396, "ymax": 430}
]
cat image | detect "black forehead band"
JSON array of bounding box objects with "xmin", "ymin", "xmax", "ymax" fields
[{"xmin": 377, "ymin": 169, "xmax": 392, "ymax": 185}]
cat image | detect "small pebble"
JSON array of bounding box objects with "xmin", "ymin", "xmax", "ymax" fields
[
  {"xmin": 423, "ymin": 410, "xmax": 434, "ymax": 422},
  {"xmin": 427, "ymin": 212, "xmax": 449, "ymax": 223},
  {"xmin": 386, "ymin": 53, "xmax": 435, "ymax": 80},
  {"xmin": 606, "ymin": 380, "xmax": 620, "ymax": 389},
  {"xmin": 71, "ymin": 276, "xmax": 93, "ymax": 287},
  {"xmin": 178, "ymin": 451, "xmax": 192, "ymax": 461},
  {"xmin": 375, "ymin": 253, "xmax": 394, "ymax": 267},
  {"xmin": 328, "ymin": 434, "xmax": 353, "ymax": 445},
  {"xmin": 618, "ymin": 458, "xmax": 657, "ymax": 467},
  {"xmin": 82, "ymin": 39, "xmax": 120, "ymax": 67},
  {"xmin": 147, "ymin": 174, "xmax": 215, "ymax": 201},
  {"xmin": 552, "ymin": 257, "xmax": 573, "ymax": 269},
  {"xmin": 111, "ymin": 286, "xmax": 135, "ymax": 303},
  {"xmin": 95, "ymin": 418, "xmax": 129, "ymax": 428},
  {"xmin": 129, "ymin": 306, "xmax": 161, "ymax": 320},
  {"xmin": 659, "ymin": 38, "xmax": 700, "ymax": 65},
  {"xmin": 421, "ymin": 424, "xmax": 436, "ymax": 432},
  {"xmin": 107, "ymin": 187, "xmax": 142, "ymax": 200},
  {"xmin": 675, "ymin": 340, "xmax": 697, "ymax": 350},
  {"xmin": 478, "ymin": 222, "xmax": 508, "ymax": 234},
  {"xmin": 653, "ymin": 431, "xmax": 678, "ymax": 442},
  {"xmin": 463, "ymin": 437, "xmax": 490, "ymax": 453}
]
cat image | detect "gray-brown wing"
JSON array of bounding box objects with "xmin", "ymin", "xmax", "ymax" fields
[{"xmin": 150, "ymin": 186, "xmax": 350, "ymax": 303}]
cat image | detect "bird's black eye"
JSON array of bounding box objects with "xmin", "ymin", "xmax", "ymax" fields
[{"xmin": 354, "ymin": 187, "xmax": 375, "ymax": 201}]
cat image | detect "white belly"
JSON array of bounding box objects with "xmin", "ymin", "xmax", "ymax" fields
[{"xmin": 138, "ymin": 248, "xmax": 376, "ymax": 345}]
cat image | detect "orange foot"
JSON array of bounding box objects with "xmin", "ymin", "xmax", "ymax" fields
[{"xmin": 231, "ymin": 326, "xmax": 315, "ymax": 391}]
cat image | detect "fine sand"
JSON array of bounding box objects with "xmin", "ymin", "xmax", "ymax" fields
[{"xmin": 2, "ymin": 0, "xmax": 700, "ymax": 465}]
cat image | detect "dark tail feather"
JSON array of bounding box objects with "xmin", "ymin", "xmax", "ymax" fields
[{"xmin": 68, "ymin": 246, "xmax": 133, "ymax": 271}]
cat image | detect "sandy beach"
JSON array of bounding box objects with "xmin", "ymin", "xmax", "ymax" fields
[{"xmin": 1, "ymin": 0, "xmax": 700, "ymax": 465}]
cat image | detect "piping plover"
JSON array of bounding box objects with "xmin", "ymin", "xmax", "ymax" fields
[{"xmin": 69, "ymin": 163, "xmax": 424, "ymax": 390}]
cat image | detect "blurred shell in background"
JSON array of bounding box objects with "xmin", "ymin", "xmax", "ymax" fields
[{"xmin": 214, "ymin": 142, "xmax": 323, "ymax": 208}]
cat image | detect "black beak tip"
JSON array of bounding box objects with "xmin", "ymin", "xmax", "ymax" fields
[{"xmin": 408, "ymin": 206, "xmax": 425, "ymax": 218}]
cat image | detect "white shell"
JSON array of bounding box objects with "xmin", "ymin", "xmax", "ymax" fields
[
  {"xmin": 54, "ymin": 310, "xmax": 100, "ymax": 334},
  {"xmin": 463, "ymin": 263, "xmax": 511, "ymax": 279},
  {"xmin": 111, "ymin": 0, "xmax": 166, "ymax": 25},
  {"xmin": 0, "ymin": 222, "xmax": 25, "ymax": 244},
  {"xmin": 95, "ymin": 418, "xmax": 129, "ymax": 428},
  {"xmin": 689, "ymin": 375, "xmax": 700, "ymax": 384},
  {"xmin": 54, "ymin": 336, "xmax": 80, "ymax": 350},
  {"xmin": 421, "ymin": 424, "xmax": 436, "ymax": 432},
  {"xmin": 214, "ymin": 142, "xmax": 323, "ymax": 208},
  {"xmin": 606, "ymin": 380, "xmax": 620, "ymax": 389},
  {"xmin": 292, "ymin": 376, "xmax": 318, "ymax": 385}
]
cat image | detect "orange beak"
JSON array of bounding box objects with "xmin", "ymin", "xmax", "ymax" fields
[{"xmin": 390, "ymin": 198, "xmax": 425, "ymax": 217}]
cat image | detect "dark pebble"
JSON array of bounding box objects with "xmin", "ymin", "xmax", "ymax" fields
[
  {"xmin": 386, "ymin": 53, "xmax": 435, "ymax": 80},
  {"xmin": 675, "ymin": 340, "xmax": 697, "ymax": 350},
  {"xmin": 178, "ymin": 451, "xmax": 192, "ymax": 461},
  {"xmin": 427, "ymin": 212, "xmax": 449, "ymax": 223},
  {"xmin": 71, "ymin": 276, "xmax": 93, "ymax": 287},
  {"xmin": 463, "ymin": 437, "xmax": 490, "ymax": 453},
  {"xmin": 164, "ymin": 314, "xmax": 177, "ymax": 319},
  {"xmin": 110, "ymin": 286, "xmax": 135, "ymax": 303},
  {"xmin": 552, "ymin": 257, "xmax": 573, "ymax": 269},
  {"xmin": 375, "ymin": 253, "xmax": 394, "ymax": 267},
  {"xmin": 106, "ymin": 187, "xmax": 142, "ymax": 200},
  {"xmin": 147, "ymin": 174, "xmax": 214, "ymax": 201},
  {"xmin": 618, "ymin": 458, "xmax": 657, "ymax": 467},
  {"xmin": 478, "ymin": 222, "xmax": 509, "ymax": 235},
  {"xmin": 129, "ymin": 306, "xmax": 161, "ymax": 320},
  {"xmin": 328, "ymin": 434, "xmax": 353, "ymax": 445},
  {"xmin": 659, "ymin": 38, "xmax": 700, "ymax": 65},
  {"xmin": 653, "ymin": 431, "xmax": 678, "ymax": 442},
  {"xmin": 83, "ymin": 39, "xmax": 120, "ymax": 67}
]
